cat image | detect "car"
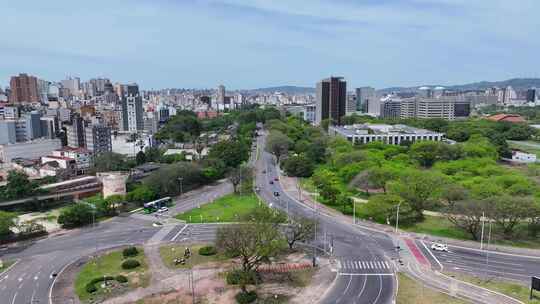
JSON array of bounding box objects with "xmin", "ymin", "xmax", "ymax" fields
[
  {"xmin": 269, "ymin": 180, "xmax": 274, "ymax": 184},
  {"xmin": 262, "ymin": 170, "xmax": 266, "ymax": 174},
  {"xmin": 273, "ymin": 191, "xmax": 280, "ymax": 197},
  {"xmin": 158, "ymin": 207, "xmax": 169, "ymax": 213},
  {"xmin": 430, "ymin": 242, "xmax": 448, "ymax": 252},
  {"xmin": 274, "ymin": 177, "xmax": 279, "ymax": 181},
  {"xmin": 254, "ymin": 186, "xmax": 260, "ymax": 193}
]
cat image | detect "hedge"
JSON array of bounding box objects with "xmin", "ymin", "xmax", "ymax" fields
[
  {"xmin": 198, "ymin": 246, "xmax": 217, "ymax": 256},
  {"xmin": 115, "ymin": 275, "xmax": 128, "ymax": 283},
  {"xmin": 121, "ymin": 259, "xmax": 141, "ymax": 270},
  {"xmin": 235, "ymin": 291, "xmax": 258, "ymax": 304},
  {"xmin": 122, "ymin": 247, "xmax": 139, "ymax": 258}
]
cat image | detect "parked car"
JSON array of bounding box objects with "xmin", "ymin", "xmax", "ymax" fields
[
  {"xmin": 269, "ymin": 180, "xmax": 274, "ymax": 185},
  {"xmin": 273, "ymin": 191, "xmax": 280, "ymax": 197},
  {"xmin": 274, "ymin": 177, "xmax": 279, "ymax": 181},
  {"xmin": 158, "ymin": 207, "xmax": 169, "ymax": 213}
]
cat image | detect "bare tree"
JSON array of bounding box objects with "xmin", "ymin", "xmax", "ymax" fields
[
  {"xmin": 228, "ymin": 165, "xmax": 253, "ymax": 194},
  {"xmin": 216, "ymin": 222, "xmax": 284, "ymax": 272},
  {"xmin": 284, "ymin": 216, "xmax": 317, "ymax": 250},
  {"xmin": 446, "ymin": 199, "xmax": 489, "ymax": 241}
]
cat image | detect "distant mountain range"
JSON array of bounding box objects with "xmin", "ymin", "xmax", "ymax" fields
[
  {"xmin": 246, "ymin": 86, "xmax": 315, "ymax": 94},
  {"xmin": 247, "ymin": 78, "xmax": 540, "ymax": 95}
]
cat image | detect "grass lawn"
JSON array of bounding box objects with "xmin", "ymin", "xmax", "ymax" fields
[
  {"xmin": 74, "ymin": 247, "xmax": 150, "ymax": 302},
  {"xmin": 445, "ymin": 272, "xmax": 540, "ymax": 304},
  {"xmin": 175, "ymin": 193, "xmax": 261, "ymax": 223},
  {"xmin": 401, "ymin": 215, "xmax": 472, "ymax": 241},
  {"xmin": 159, "ymin": 244, "xmax": 227, "ymax": 269},
  {"xmin": 397, "ymin": 273, "xmax": 467, "ymax": 304},
  {"xmin": 0, "ymin": 260, "xmax": 14, "ymax": 274}
]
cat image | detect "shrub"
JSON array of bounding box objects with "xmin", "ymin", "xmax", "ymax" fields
[
  {"xmin": 226, "ymin": 269, "xmax": 258, "ymax": 285},
  {"xmin": 123, "ymin": 246, "xmax": 139, "ymax": 258},
  {"xmin": 121, "ymin": 259, "xmax": 141, "ymax": 270},
  {"xmin": 85, "ymin": 276, "xmax": 115, "ymax": 293},
  {"xmin": 115, "ymin": 275, "xmax": 128, "ymax": 283},
  {"xmin": 198, "ymin": 246, "xmax": 217, "ymax": 256},
  {"xmin": 85, "ymin": 283, "xmax": 97, "ymax": 293},
  {"xmin": 235, "ymin": 291, "xmax": 258, "ymax": 304}
]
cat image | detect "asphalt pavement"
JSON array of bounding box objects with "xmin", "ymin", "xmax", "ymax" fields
[
  {"xmin": 254, "ymin": 131, "xmax": 397, "ymax": 304},
  {"xmin": 417, "ymin": 239, "xmax": 540, "ymax": 283}
]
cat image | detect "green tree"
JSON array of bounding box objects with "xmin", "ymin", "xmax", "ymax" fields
[
  {"xmin": 388, "ymin": 170, "xmax": 444, "ymax": 220},
  {"xmin": 57, "ymin": 203, "xmax": 95, "ymax": 229},
  {"xmin": 4, "ymin": 170, "xmax": 38, "ymax": 199},
  {"xmin": 93, "ymin": 152, "xmax": 131, "ymax": 172},
  {"xmin": 135, "ymin": 150, "xmax": 146, "ymax": 165},
  {"xmin": 144, "ymin": 162, "xmax": 207, "ymax": 196},
  {"xmin": 265, "ymin": 131, "xmax": 293, "ymax": 163},
  {"xmin": 366, "ymin": 167, "xmax": 397, "ymax": 193},
  {"xmin": 208, "ymin": 140, "xmax": 249, "ymax": 168},
  {"xmin": 126, "ymin": 185, "xmax": 156, "ymax": 205},
  {"xmin": 358, "ymin": 194, "xmax": 415, "ymax": 225},
  {"xmin": 0, "ymin": 211, "xmax": 17, "ymax": 238},
  {"xmin": 282, "ymin": 155, "xmax": 314, "ymax": 177}
]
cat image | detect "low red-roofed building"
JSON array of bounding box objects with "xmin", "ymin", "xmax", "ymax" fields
[{"xmin": 487, "ymin": 114, "xmax": 526, "ymax": 123}]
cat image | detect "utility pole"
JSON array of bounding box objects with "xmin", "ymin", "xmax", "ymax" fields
[
  {"xmin": 480, "ymin": 211, "xmax": 485, "ymax": 250},
  {"xmin": 353, "ymin": 200, "xmax": 356, "ymax": 225},
  {"xmin": 485, "ymin": 219, "xmax": 492, "ymax": 280}
]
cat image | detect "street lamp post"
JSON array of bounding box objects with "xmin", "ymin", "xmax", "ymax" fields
[{"xmin": 395, "ymin": 202, "xmax": 402, "ymax": 259}]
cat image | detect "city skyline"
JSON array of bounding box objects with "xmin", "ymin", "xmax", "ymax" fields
[{"xmin": 1, "ymin": 1, "xmax": 539, "ymax": 89}]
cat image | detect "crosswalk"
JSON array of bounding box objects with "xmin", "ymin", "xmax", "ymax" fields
[{"xmin": 338, "ymin": 260, "xmax": 392, "ymax": 271}]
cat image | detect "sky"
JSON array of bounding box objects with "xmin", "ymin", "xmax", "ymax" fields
[{"xmin": 1, "ymin": 0, "xmax": 539, "ymax": 90}]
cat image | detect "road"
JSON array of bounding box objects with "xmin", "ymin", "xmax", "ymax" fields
[
  {"xmin": 0, "ymin": 180, "xmax": 232, "ymax": 304},
  {"xmin": 254, "ymin": 131, "xmax": 397, "ymax": 304},
  {"xmin": 417, "ymin": 239, "xmax": 540, "ymax": 283}
]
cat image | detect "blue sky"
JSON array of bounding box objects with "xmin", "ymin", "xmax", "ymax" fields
[{"xmin": 1, "ymin": 0, "xmax": 539, "ymax": 90}]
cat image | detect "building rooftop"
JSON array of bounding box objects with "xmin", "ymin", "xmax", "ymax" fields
[
  {"xmin": 486, "ymin": 114, "xmax": 526, "ymax": 123},
  {"xmin": 333, "ymin": 124, "xmax": 442, "ymax": 136}
]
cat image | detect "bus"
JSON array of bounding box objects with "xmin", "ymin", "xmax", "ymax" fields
[{"xmin": 143, "ymin": 197, "xmax": 173, "ymax": 214}]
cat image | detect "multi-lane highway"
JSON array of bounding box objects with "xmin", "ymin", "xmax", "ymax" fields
[
  {"xmin": 254, "ymin": 131, "xmax": 397, "ymax": 304},
  {"xmin": 417, "ymin": 239, "xmax": 540, "ymax": 283}
]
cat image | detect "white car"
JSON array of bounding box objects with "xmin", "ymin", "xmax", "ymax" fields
[
  {"xmin": 158, "ymin": 207, "xmax": 169, "ymax": 213},
  {"xmin": 431, "ymin": 243, "xmax": 448, "ymax": 252}
]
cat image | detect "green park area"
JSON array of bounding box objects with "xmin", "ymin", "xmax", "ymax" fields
[
  {"xmin": 445, "ymin": 272, "xmax": 540, "ymax": 304},
  {"xmin": 175, "ymin": 193, "xmax": 261, "ymax": 223},
  {"xmin": 74, "ymin": 247, "xmax": 150, "ymax": 303},
  {"xmin": 265, "ymin": 115, "xmax": 540, "ymax": 249},
  {"xmin": 397, "ymin": 273, "xmax": 467, "ymax": 304}
]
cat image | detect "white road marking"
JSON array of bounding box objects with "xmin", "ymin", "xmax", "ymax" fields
[
  {"xmin": 339, "ymin": 273, "xmax": 395, "ymax": 276},
  {"xmin": 171, "ymin": 224, "xmax": 189, "ymax": 241},
  {"xmin": 342, "ymin": 275, "xmax": 353, "ymax": 295},
  {"xmin": 11, "ymin": 292, "xmax": 17, "ymax": 304},
  {"xmin": 337, "ymin": 260, "xmax": 342, "ymax": 269}
]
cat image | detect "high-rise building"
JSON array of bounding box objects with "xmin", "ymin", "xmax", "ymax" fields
[
  {"xmin": 61, "ymin": 77, "xmax": 81, "ymax": 96},
  {"xmin": 356, "ymin": 87, "xmax": 376, "ymax": 113},
  {"xmin": 380, "ymin": 99, "xmax": 402, "ymax": 119},
  {"xmin": 527, "ymin": 88, "xmax": 537, "ymax": 103},
  {"xmin": 217, "ymin": 85, "xmax": 226, "ymax": 104},
  {"xmin": 66, "ymin": 113, "xmax": 86, "ymax": 148},
  {"xmin": 85, "ymin": 124, "xmax": 112, "ymax": 154},
  {"xmin": 315, "ymin": 77, "xmax": 347, "ymax": 126},
  {"xmin": 0, "ymin": 120, "xmax": 16, "ymax": 144},
  {"xmin": 40, "ymin": 116, "xmax": 58, "ymax": 139},
  {"xmin": 121, "ymin": 84, "xmax": 144, "ymax": 132},
  {"xmin": 9, "ymin": 73, "xmax": 39, "ymax": 103},
  {"xmin": 346, "ymin": 94, "xmax": 357, "ymax": 115},
  {"xmin": 24, "ymin": 111, "xmax": 42, "ymax": 140}
]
